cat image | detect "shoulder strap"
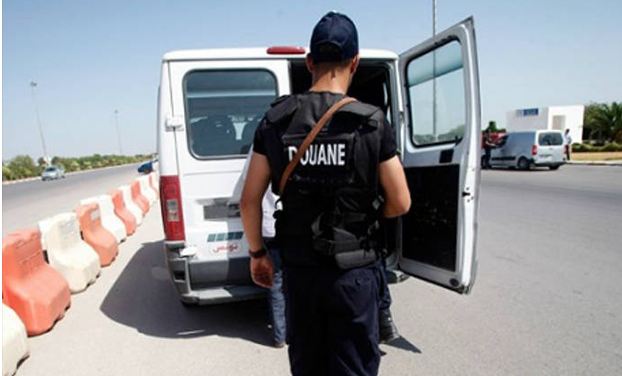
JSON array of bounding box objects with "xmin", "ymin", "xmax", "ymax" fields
[{"xmin": 278, "ymin": 96, "xmax": 357, "ymax": 196}]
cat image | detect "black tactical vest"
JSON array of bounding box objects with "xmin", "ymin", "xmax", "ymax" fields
[{"xmin": 263, "ymin": 92, "xmax": 385, "ymax": 268}]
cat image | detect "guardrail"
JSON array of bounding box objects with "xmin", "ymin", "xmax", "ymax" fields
[{"xmin": 1, "ymin": 172, "xmax": 159, "ymax": 375}]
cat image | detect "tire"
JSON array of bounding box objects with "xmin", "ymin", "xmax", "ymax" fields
[
  {"xmin": 549, "ymin": 165, "xmax": 560, "ymax": 170},
  {"xmin": 517, "ymin": 157, "xmax": 531, "ymax": 170}
]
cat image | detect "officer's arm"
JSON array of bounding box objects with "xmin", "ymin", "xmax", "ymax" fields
[
  {"xmin": 240, "ymin": 152, "xmax": 271, "ymax": 252},
  {"xmin": 379, "ymin": 155, "xmax": 411, "ymax": 218}
]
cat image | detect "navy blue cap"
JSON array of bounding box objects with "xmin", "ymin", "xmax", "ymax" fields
[{"xmin": 310, "ymin": 12, "xmax": 359, "ymax": 63}]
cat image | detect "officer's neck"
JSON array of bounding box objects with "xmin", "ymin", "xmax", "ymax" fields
[{"xmin": 309, "ymin": 73, "xmax": 350, "ymax": 95}]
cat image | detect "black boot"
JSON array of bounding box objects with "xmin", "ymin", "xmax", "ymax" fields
[{"xmin": 379, "ymin": 308, "xmax": 400, "ymax": 344}]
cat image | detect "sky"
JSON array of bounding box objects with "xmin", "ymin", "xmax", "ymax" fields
[{"xmin": 3, "ymin": 0, "xmax": 621, "ymax": 160}]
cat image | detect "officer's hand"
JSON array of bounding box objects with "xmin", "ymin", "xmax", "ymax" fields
[{"xmin": 250, "ymin": 255, "xmax": 274, "ymax": 288}]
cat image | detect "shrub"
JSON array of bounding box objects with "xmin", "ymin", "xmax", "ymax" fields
[
  {"xmin": 602, "ymin": 142, "xmax": 622, "ymax": 152},
  {"xmin": 2, "ymin": 165, "xmax": 14, "ymax": 181}
]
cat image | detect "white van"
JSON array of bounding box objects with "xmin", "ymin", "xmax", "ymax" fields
[
  {"xmin": 490, "ymin": 130, "xmax": 566, "ymax": 170},
  {"xmin": 157, "ymin": 18, "xmax": 482, "ymax": 305}
]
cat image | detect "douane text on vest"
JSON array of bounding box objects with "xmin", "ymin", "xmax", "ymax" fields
[{"xmin": 287, "ymin": 143, "xmax": 346, "ymax": 166}]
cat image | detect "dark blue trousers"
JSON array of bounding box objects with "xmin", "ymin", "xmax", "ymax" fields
[{"xmin": 283, "ymin": 263, "xmax": 381, "ymax": 376}]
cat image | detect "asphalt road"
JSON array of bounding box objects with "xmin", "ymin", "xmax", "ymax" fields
[
  {"xmin": 2, "ymin": 164, "xmax": 142, "ymax": 235},
  {"xmin": 11, "ymin": 165, "xmax": 622, "ymax": 375}
]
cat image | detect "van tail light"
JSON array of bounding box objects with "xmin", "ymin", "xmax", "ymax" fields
[
  {"xmin": 531, "ymin": 145, "xmax": 538, "ymax": 156},
  {"xmin": 267, "ymin": 46, "xmax": 306, "ymax": 55},
  {"xmin": 159, "ymin": 175, "xmax": 185, "ymax": 241}
]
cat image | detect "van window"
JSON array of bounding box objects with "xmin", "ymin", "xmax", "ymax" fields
[
  {"xmin": 405, "ymin": 40, "xmax": 466, "ymax": 146},
  {"xmin": 184, "ymin": 70, "xmax": 278, "ymax": 158},
  {"xmin": 538, "ymin": 132, "xmax": 563, "ymax": 146}
]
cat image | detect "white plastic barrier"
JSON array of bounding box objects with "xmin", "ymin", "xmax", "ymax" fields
[
  {"xmin": 37, "ymin": 216, "xmax": 54, "ymax": 251},
  {"xmin": 149, "ymin": 172, "xmax": 159, "ymax": 196},
  {"xmin": 3, "ymin": 304, "xmax": 29, "ymax": 376},
  {"xmin": 80, "ymin": 196, "xmax": 127, "ymax": 243},
  {"xmin": 45, "ymin": 212, "xmax": 101, "ymax": 293},
  {"xmin": 119, "ymin": 185, "xmax": 143, "ymax": 226},
  {"xmin": 138, "ymin": 176, "xmax": 157, "ymax": 206}
]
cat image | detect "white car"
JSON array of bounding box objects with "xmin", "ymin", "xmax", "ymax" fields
[
  {"xmin": 157, "ymin": 18, "xmax": 482, "ymax": 305},
  {"xmin": 41, "ymin": 165, "xmax": 65, "ymax": 181}
]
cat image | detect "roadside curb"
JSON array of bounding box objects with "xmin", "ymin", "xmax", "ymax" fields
[
  {"xmin": 566, "ymin": 160, "xmax": 622, "ymax": 167},
  {"xmin": 2, "ymin": 163, "xmax": 143, "ymax": 186}
]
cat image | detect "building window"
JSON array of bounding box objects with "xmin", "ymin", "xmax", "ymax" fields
[{"xmin": 517, "ymin": 108, "xmax": 539, "ymax": 117}]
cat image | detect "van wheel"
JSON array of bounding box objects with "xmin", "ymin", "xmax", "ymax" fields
[
  {"xmin": 517, "ymin": 157, "xmax": 531, "ymax": 170},
  {"xmin": 549, "ymin": 165, "xmax": 560, "ymax": 170}
]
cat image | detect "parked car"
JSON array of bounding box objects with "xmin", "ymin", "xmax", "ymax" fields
[
  {"xmin": 157, "ymin": 18, "xmax": 482, "ymax": 306},
  {"xmin": 137, "ymin": 160, "xmax": 154, "ymax": 174},
  {"xmin": 41, "ymin": 165, "xmax": 65, "ymax": 181},
  {"xmin": 490, "ymin": 130, "xmax": 566, "ymax": 170}
]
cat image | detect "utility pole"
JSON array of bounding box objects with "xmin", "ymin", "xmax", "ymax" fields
[
  {"xmin": 114, "ymin": 109, "xmax": 123, "ymax": 155},
  {"xmin": 432, "ymin": 0, "xmax": 438, "ymax": 140},
  {"xmin": 29, "ymin": 81, "xmax": 49, "ymax": 162}
]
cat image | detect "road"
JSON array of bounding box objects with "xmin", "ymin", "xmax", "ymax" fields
[
  {"xmin": 9, "ymin": 165, "xmax": 622, "ymax": 375},
  {"xmin": 2, "ymin": 164, "xmax": 142, "ymax": 235}
]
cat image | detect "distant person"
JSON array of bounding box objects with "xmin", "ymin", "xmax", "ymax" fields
[
  {"xmin": 482, "ymin": 129, "xmax": 496, "ymax": 169},
  {"xmin": 564, "ymin": 129, "xmax": 573, "ymax": 160}
]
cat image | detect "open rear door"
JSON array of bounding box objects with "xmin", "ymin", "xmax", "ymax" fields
[{"xmin": 397, "ymin": 17, "xmax": 480, "ymax": 293}]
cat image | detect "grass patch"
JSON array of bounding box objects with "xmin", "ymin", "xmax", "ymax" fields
[{"xmin": 572, "ymin": 152, "xmax": 622, "ymax": 161}]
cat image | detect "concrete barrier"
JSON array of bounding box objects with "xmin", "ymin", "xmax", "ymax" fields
[
  {"xmin": 80, "ymin": 196, "xmax": 126, "ymax": 243},
  {"xmin": 110, "ymin": 189, "xmax": 136, "ymax": 236},
  {"xmin": 2, "ymin": 304, "xmax": 29, "ymax": 376},
  {"xmin": 2, "ymin": 229, "xmax": 71, "ymax": 336},
  {"xmin": 37, "ymin": 217, "xmax": 54, "ymax": 253},
  {"xmin": 76, "ymin": 204, "xmax": 118, "ymax": 266},
  {"xmin": 45, "ymin": 213, "xmax": 101, "ymax": 293},
  {"xmin": 119, "ymin": 185, "xmax": 143, "ymax": 226},
  {"xmin": 138, "ymin": 176, "xmax": 157, "ymax": 205},
  {"xmin": 131, "ymin": 180, "xmax": 149, "ymax": 215}
]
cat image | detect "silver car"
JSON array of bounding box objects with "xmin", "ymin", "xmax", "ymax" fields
[
  {"xmin": 490, "ymin": 130, "xmax": 566, "ymax": 170},
  {"xmin": 41, "ymin": 165, "xmax": 65, "ymax": 181}
]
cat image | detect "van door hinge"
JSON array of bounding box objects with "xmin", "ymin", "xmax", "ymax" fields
[{"xmin": 165, "ymin": 116, "xmax": 185, "ymax": 131}]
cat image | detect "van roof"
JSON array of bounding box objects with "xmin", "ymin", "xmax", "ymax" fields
[{"xmin": 162, "ymin": 48, "xmax": 398, "ymax": 62}]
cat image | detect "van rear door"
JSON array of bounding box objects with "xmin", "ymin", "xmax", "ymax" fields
[
  {"xmin": 397, "ymin": 18, "xmax": 481, "ymax": 293},
  {"xmin": 536, "ymin": 131, "xmax": 565, "ymax": 163},
  {"xmin": 166, "ymin": 59, "xmax": 288, "ymax": 277}
]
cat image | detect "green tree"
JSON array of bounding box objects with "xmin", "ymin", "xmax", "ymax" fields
[
  {"xmin": 2, "ymin": 165, "xmax": 15, "ymax": 181},
  {"xmin": 584, "ymin": 102, "xmax": 622, "ymax": 143},
  {"xmin": 7, "ymin": 155, "xmax": 38, "ymax": 179}
]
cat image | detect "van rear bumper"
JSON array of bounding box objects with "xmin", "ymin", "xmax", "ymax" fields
[
  {"xmin": 163, "ymin": 242, "xmax": 265, "ymax": 305},
  {"xmin": 533, "ymin": 158, "xmax": 566, "ymax": 167}
]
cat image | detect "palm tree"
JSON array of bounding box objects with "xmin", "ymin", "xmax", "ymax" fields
[{"xmin": 585, "ymin": 102, "xmax": 622, "ymax": 143}]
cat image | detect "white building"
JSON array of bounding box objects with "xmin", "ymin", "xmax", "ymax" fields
[{"xmin": 506, "ymin": 105, "xmax": 584, "ymax": 144}]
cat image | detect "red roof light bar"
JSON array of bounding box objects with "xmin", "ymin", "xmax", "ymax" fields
[{"xmin": 267, "ymin": 46, "xmax": 306, "ymax": 55}]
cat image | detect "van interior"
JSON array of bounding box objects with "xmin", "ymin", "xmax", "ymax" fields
[{"xmin": 290, "ymin": 60, "xmax": 458, "ymax": 273}]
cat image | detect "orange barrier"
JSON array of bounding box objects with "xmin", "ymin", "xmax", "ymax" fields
[
  {"xmin": 2, "ymin": 230, "xmax": 71, "ymax": 336},
  {"xmin": 76, "ymin": 204, "xmax": 118, "ymax": 266},
  {"xmin": 110, "ymin": 189, "xmax": 137, "ymax": 236},
  {"xmin": 131, "ymin": 180, "xmax": 149, "ymax": 215}
]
